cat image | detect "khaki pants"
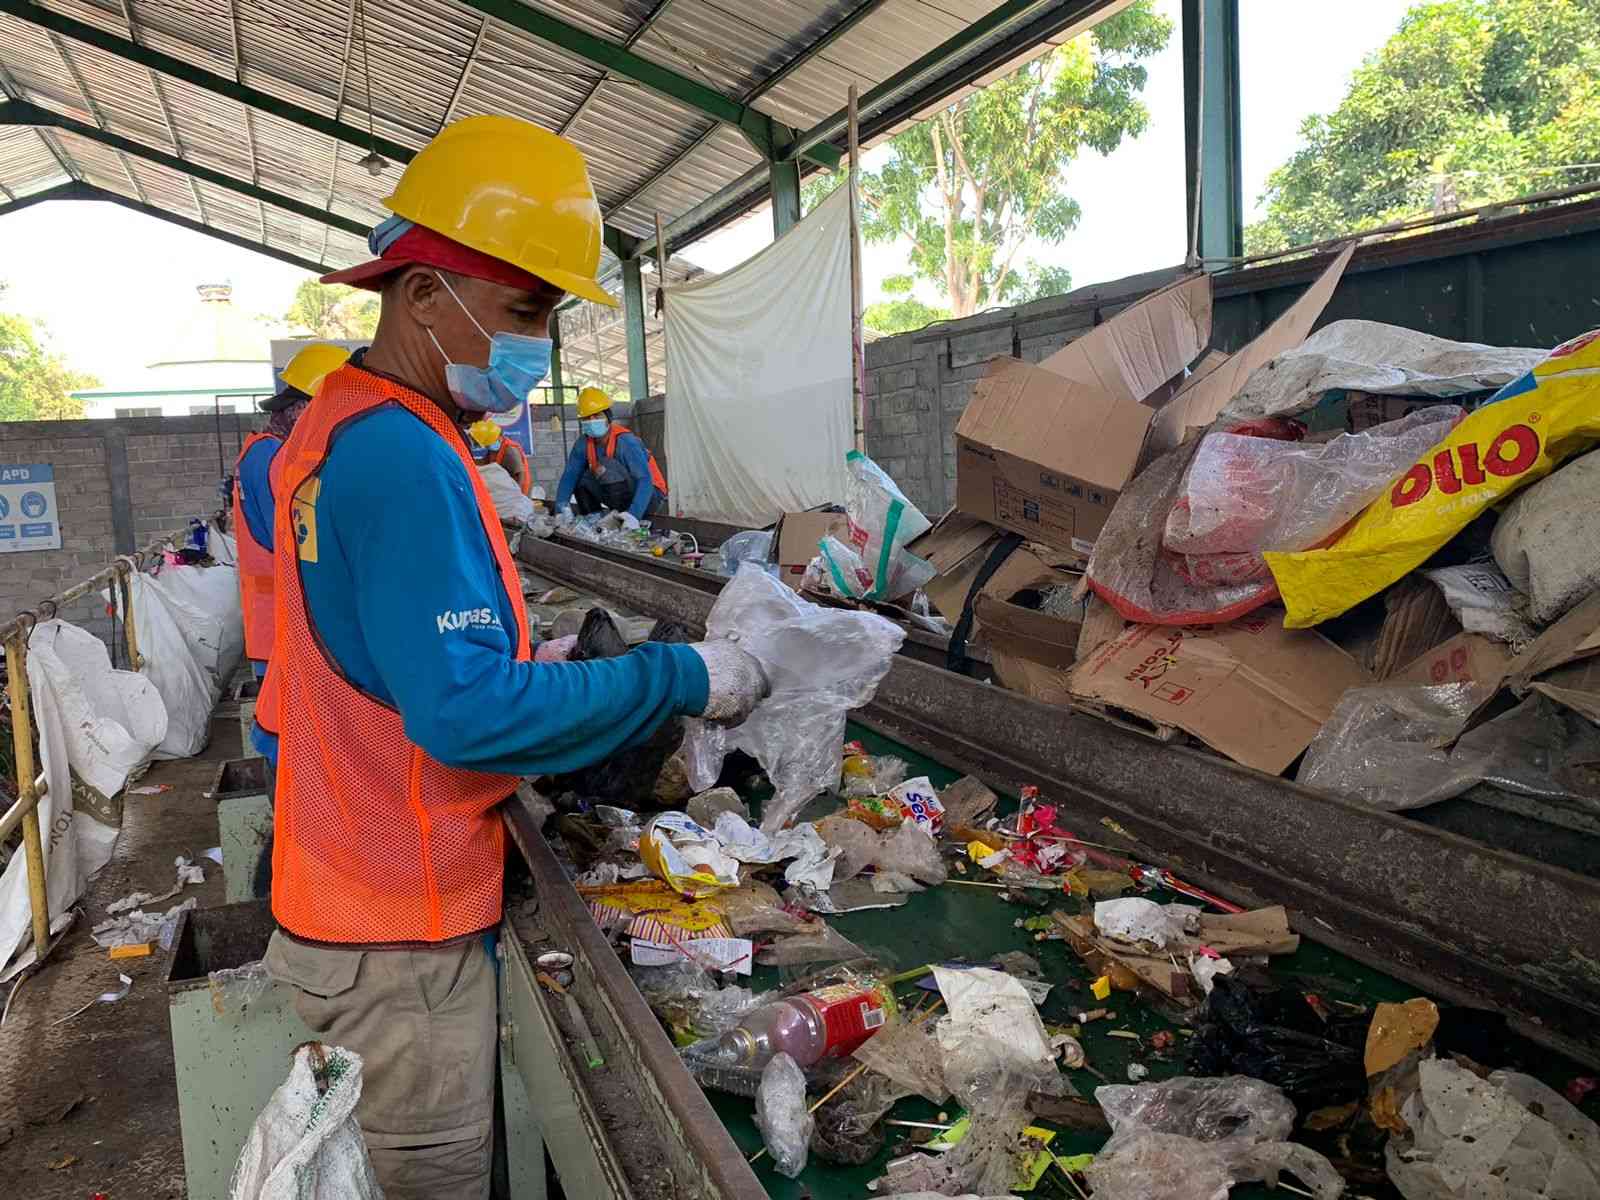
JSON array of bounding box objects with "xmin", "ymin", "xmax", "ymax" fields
[{"xmin": 264, "ymin": 930, "xmax": 498, "ymax": 1200}]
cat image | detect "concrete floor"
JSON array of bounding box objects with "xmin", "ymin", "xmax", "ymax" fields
[{"xmin": 0, "ymin": 711, "xmax": 240, "ymax": 1198}]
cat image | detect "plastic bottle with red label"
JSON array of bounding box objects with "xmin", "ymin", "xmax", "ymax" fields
[{"xmin": 715, "ymin": 981, "xmax": 895, "ymax": 1068}]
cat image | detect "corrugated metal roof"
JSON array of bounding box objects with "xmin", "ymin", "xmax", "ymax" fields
[{"xmin": 0, "ymin": 0, "xmax": 1099, "ymax": 278}]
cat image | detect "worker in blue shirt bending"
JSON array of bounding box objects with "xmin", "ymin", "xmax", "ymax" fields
[
  {"xmin": 256, "ymin": 114, "xmax": 766, "ymax": 1200},
  {"xmin": 553, "ymin": 385, "xmax": 669, "ymax": 520}
]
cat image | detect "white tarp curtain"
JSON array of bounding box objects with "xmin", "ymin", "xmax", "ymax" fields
[
  {"xmin": 120, "ymin": 568, "xmax": 239, "ymax": 758},
  {"xmin": 664, "ymin": 181, "xmax": 855, "ymax": 528},
  {"xmin": 0, "ymin": 620, "xmax": 165, "ymax": 979}
]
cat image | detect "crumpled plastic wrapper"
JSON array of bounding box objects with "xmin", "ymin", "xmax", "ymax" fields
[
  {"xmin": 683, "ymin": 566, "xmax": 905, "ymax": 833},
  {"xmin": 755, "ymin": 1052, "xmax": 813, "ymax": 1178},
  {"xmin": 815, "ymin": 816, "xmax": 948, "ymax": 887},
  {"xmin": 1386, "ymin": 1059, "xmax": 1600, "ymax": 1199},
  {"xmin": 209, "ymin": 959, "xmax": 272, "ymax": 1016},
  {"xmin": 92, "ymin": 896, "xmax": 196, "ymax": 949},
  {"xmin": 1300, "ymin": 688, "xmax": 1600, "ymax": 812},
  {"xmin": 1084, "ymin": 1075, "xmax": 1344, "ymax": 1200},
  {"xmin": 1166, "ymin": 406, "xmax": 1463, "ymax": 561},
  {"xmin": 1093, "ymin": 898, "xmax": 1200, "ymax": 950}
]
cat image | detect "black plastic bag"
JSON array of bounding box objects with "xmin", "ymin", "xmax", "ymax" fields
[
  {"xmin": 555, "ymin": 613, "xmax": 692, "ymax": 806},
  {"xmin": 1186, "ymin": 975, "xmax": 1367, "ymax": 1109}
]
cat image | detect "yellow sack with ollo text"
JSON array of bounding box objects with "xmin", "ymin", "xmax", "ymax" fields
[{"xmin": 1268, "ymin": 329, "xmax": 1600, "ymax": 628}]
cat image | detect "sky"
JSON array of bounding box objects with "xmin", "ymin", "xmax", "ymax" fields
[{"xmin": 0, "ymin": 0, "xmax": 1418, "ymax": 385}]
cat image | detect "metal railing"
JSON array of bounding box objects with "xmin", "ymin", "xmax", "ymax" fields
[{"xmin": 1, "ymin": 527, "xmax": 189, "ymax": 967}]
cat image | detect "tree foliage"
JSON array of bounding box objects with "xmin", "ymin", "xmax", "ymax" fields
[
  {"xmin": 0, "ymin": 284, "xmax": 97, "ymax": 420},
  {"xmin": 806, "ymin": 2, "xmax": 1169, "ymax": 317},
  {"xmin": 863, "ymin": 274, "xmax": 952, "ymax": 335},
  {"xmin": 283, "ymin": 279, "xmax": 379, "ymax": 339},
  {"xmin": 1248, "ymin": 0, "xmax": 1600, "ymax": 254}
]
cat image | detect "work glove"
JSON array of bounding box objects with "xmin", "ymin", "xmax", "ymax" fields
[{"xmin": 689, "ymin": 640, "xmax": 770, "ymax": 724}]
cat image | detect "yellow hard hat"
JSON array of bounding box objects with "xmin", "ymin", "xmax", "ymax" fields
[
  {"xmin": 467, "ymin": 419, "xmax": 502, "ymax": 449},
  {"xmin": 577, "ymin": 387, "xmax": 612, "ymax": 419},
  {"xmin": 382, "ymin": 115, "xmax": 616, "ymax": 308},
  {"xmin": 279, "ymin": 343, "xmax": 351, "ymax": 395}
]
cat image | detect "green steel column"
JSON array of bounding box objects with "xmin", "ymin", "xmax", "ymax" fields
[
  {"xmin": 622, "ymin": 257, "xmax": 650, "ymax": 402},
  {"xmin": 770, "ymin": 159, "xmax": 802, "ymax": 237},
  {"xmin": 549, "ymin": 312, "xmax": 566, "ymax": 406},
  {"xmin": 1182, "ymin": 0, "xmax": 1244, "ymax": 267}
]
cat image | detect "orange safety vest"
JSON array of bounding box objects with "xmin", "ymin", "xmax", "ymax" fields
[
  {"xmin": 232, "ymin": 431, "xmax": 284, "ymax": 664},
  {"xmin": 585, "ymin": 423, "xmax": 668, "ymax": 496},
  {"xmin": 259, "ymin": 363, "xmax": 531, "ymax": 944},
  {"xmin": 492, "ymin": 438, "xmax": 532, "ymax": 496}
]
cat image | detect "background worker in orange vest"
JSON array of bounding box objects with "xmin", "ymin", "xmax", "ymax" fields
[
  {"xmin": 552, "ymin": 385, "xmax": 668, "ymax": 519},
  {"xmin": 256, "ymin": 115, "xmax": 766, "ymax": 1200},
  {"xmin": 231, "ymin": 343, "xmax": 350, "ymax": 699},
  {"xmin": 466, "ymin": 417, "xmax": 532, "ymax": 495}
]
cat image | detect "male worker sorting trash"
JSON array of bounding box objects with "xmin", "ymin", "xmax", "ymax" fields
[
  {"xmin": 256, "ymin": 114, "xmax": 767, "ymax": 1200},
  {"xmin": 467, "ymin": 416, "xmax": 533, "ymax": 495},
  {"xmin": 552, "ymin": 384, "xmax": 669, "ymax": 519}
]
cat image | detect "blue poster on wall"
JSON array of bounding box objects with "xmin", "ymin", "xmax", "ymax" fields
[
  {"xmin": 491, "ymin": 401, "xmax": 534, "ymax": 454},
  {"xmin": 0, "ymin": 463, "xmax": 61, "ymax": 553}
]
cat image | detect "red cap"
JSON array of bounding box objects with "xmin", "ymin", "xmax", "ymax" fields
[{"xmin": 320, "ymin": 222, "xmax": 548, "ymax": 293}]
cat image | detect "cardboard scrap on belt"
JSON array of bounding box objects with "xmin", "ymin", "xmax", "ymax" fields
[
  {"xmin": 1487, "ymin": 589, "xmax": 1600, "ymax": 724},
  {"xmin": 772, "ymin": 510, "xmax": 847, "ymax": 591},
  {"xmin": 1147, "ymin": 244, "xmax": 1355, "ymax": 455},
  {"xmin": 1371, "ymin": 576, "xmax": 1461, "ymax": 681},
  {"xmin": 1055, "ymin": 906, "xmax": 1299, "ymax": 1001},
  {"xmin": 954, "ymin": 275, "xmax": 1213, "ymax": 559},
  {"xmin": 1066, "ymin": 612, "xmax": 1372, "ymax": 774},
  {"xmin": 910, "ymin": 510, "xmax": 1083, "ymax": 667},
  {"xmin": 1392, "ymin": 632, "xmax": 1512, "ymax": 700},
  {"xmin": 950, "ymin": 248, "xmax": 1352, "ymax": 569}
]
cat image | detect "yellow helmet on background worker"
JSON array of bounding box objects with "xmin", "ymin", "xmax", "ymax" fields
[
  {"xmin": 379, "ymin": 115, "xmax": 614, "ymax": 308},
  {"xmin": 577, "ymin": 387, "xmax": 612, "ymax": 419},
  {"xmin": 279, "ymin": 343, "xmax": 351, "ymax": 396},
  {"xmin": 467, "ymin": 418, "xmax": 503, "ymax": 449}
]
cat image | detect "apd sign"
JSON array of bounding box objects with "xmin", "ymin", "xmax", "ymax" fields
[{"xmin": 0, "ymin": 464, "xmax": 61, "ymax": 553}]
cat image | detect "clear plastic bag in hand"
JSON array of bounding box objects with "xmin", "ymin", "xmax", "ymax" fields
[{"xmin": 683, "ymin": 565, "xmax": 904, "ymax": 832}]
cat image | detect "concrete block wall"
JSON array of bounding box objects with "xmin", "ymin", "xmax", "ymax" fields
[
  {"xmin": 0, "ymin": 414, "xmax": 259, "ymax": 642},
  {"xmin": 863, "ymin": 265, "xmax": 1182, "ymax": 515}
]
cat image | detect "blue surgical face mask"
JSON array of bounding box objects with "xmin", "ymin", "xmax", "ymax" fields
[
  {"xmin": 427, "ymin": 272, "xmax": 551, "ymax": 413},
  {"xmin": 581, "ymin": 417, "xmax": 609, "ymax": 438}
]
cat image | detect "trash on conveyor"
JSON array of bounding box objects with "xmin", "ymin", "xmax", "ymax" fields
[
  {"xmin": 1422, "ymin": 562, "xmax": 1541, "ymax": 647},
  {"xmin": 1385, "ymin": 1059, "xmax": 1600, "ymax": 1199},
  {"xmin": 1491, "ymin": 443, "xmax": 1600, "ymax": 626},
  {"xmin": 1084, "ymin": 1075, "xmax": 1344, "ymax": 1200},
  {"xmin": 91, "ymin": 895, "xmax": 196, "ymax": 950},
  {"xmin": 818, "ymin": 451, "xmax": 936, "ymax": 604},
  {"xmin": 706, "ymin": 977, "xmax": 896, "ymax": 1069},
  {"xmin": 683, "ymin": 564, "xmax": 904, "ymax": 832},
  {"xmin": 1217, "ymin": 318, "xmax": 1544, "ymax": 424},
  {"xmin": 1270, "ymin": 328, "xmax": 1600, "ymax": 628},
  {"xmin": 755, "ymin": 1052, "xmax": 813, "ymax": 1178}
]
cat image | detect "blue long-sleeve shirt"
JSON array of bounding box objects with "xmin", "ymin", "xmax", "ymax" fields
[
  {"xmin": 553, "ymin": 427, "xmax": 658, "ymax": 519},
  {"xmin": 255, "ymin": 401, "xmax": 707, "ymax": 770}
]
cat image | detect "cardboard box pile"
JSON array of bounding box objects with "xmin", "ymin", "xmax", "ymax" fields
[{"xmin": 912, "ymin": 248, "xmax": 1373, "ymax": 772}]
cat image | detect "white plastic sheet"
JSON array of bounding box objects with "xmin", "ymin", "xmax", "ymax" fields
[
  {"xmin": 125, "ymin": 571, "xmax": 221, "ymax": 757},
  {"xmin": 156, "ymin": 561, "xmax": 245, "ymax": 692},
  {"xmin": 663, "ymin": 183, "xmax": 854, "ymax": 527},
  {"xmin": 683, "ymin": 564, "xmax": 904, "ymax": 833},
  {"xmin": 1221, "ymin": 320, "xmax": 1546, "ymax": 422},
  {"xmin": 479, "ymin": 461, "xmax": 538, "ymax": 525},
  {"xmin": 0, "ymin": 620, "xmax": 165, "ymax": 978}
]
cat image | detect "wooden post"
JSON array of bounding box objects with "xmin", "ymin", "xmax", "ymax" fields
[
  {"xmin": 5, "ymin": 633, "xmax": 52, "ymax": 964},
  {"xmin": 848, "ymin": 84, "xmax": 866, "ymax": 454}
]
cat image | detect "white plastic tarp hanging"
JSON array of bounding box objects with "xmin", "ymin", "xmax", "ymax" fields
[
  {"xmin": 0, "ymin": 620, "xmax": 166, "ymax": 979},
  {"xmin": 156, "ymin": 562, "xmax": 245, "ymax": 692},
  {"xmin": 663, "ymin": 183, "xmax": 855, "ymax": 527},
  {"xmin": 123, "ymin": 571, "xmax": 221, "ymax": 758}
]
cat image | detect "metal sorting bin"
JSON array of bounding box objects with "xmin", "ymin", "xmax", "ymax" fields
[
  {"xmin": 210, "ymin": 757, "xmax": 272, "ymax": 904},
  {"xmin": 164, "ymin": 901, "xmax": 313, "ymax": 1200},
  {"xmin": 233, "ymin": 676, "xmax": 262, "ymax": 760}
]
